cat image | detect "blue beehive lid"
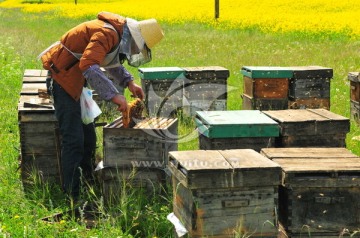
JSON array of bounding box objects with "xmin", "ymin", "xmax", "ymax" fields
[
  {"xmin": 241, "ymin": 66, "xmax": 293, "ymax": 79},
  {"xmin": 195, "ymin": 110, "xmax": 279, "ymax": 138},
  {"xmin": 138, "ymin": 67, "xmax": 185, "ymax": 80}
]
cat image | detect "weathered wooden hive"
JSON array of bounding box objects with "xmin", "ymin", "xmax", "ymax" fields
[
  {"xmin": 195, "ymin": 110, "xmax": 279, "ymax": 152},
  {"xmin": 168, "ymin": 149, "xmax": 282, "ymax": 237},
  {"xmin": 101, "ymin": 116, "xmax": 178, "ymax": 203},
  {"xmin": 287, "ymin": 66, "xmax": 332, "ymax": 110},
  {"xmin": 18, "ymin": 69, "xmax": 61, "ymax": 187},
  {"xmin": 241, "ymin": 66, "xmax": 292, "ymax": 110},
  {"xmin": 182, "ymin": 66, "xmax": 229, "ymax": 116},
  {"xmin": 263, "ymin": 109, "xmax": 350, "ymax": 147},
  {"xmin": 261, "ymin": 147, "xmax": 360, "ymax": 237}
]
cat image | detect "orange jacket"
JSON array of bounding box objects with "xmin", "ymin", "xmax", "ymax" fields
[{"xmin": 41, "ymin": 12, "xmax": 125, "ymax": 101}]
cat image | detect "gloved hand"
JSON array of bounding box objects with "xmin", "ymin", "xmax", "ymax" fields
[{"xmin": 128, "ymin": 81, "xmax": 145, "ymax": 100}]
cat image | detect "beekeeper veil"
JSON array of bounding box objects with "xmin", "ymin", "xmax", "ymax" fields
[{"xmin": 121, "ymin": 17, "xmax": 164, "ymax": 67}]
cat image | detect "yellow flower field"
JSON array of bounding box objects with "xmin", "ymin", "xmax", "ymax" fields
[{"xmin": 1, "ymin": 0, "xmax": 360, "ymax": 38}]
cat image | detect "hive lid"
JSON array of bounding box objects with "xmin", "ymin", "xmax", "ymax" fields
[
  {"xmin": 241, "ymin": 66, "xmax": 293, "ymax": 79},
  {"xmin": 18, "ymin": 95, "xmax": 54, "ymax": 112},
  {"xmin": 260, "ymin": 147, "xmax": 360, "ymax": 187},
  {"xmin": 23, "ymin": 69, "xmax": 48, "ymax": 77},
  {"xmin": 168, "ymin": 149, "xmax": 281, "ymax": 189},
  {"xmin": 195, "ymin": 110, "xmax": 279, "ymax": 138},
  {"xmin": 138, "ymin": 67, "xmax": 185, "ymax": 80},
  {"xmin": 348, "ymin": 72, "xmax": 360, "ymax": 82},
  {"xmin": 287, "ymin": 66, "xmax": 333, "ymax": 79},
  {"xmin": 182, "ymin": 66, "xmax": 230, "ymax": 79}
]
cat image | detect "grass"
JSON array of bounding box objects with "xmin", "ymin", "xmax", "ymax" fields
[{"xmin": 0, "ymin": 7, "xmax": 360, "ymax": 238}]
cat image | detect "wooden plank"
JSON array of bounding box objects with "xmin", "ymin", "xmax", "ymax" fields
[
  {"xmin": 23, "ymin": 69, "xmax": 48, "ymax": 77},
  {"xmin": 276, "ymin": 134, "xmax": 347, "ymax": 147},
  {"xmin": 199, "ymin": 134, "xmax": 275, "ymax": 152},
  {"xmin": 169, "ymin": 150, "xmax": 231, "ymax": 171},
  {"xmin": 22, "ymin": 76, "xmax": 47, "ymax": 83},
  {"xmin": 242, "ymin": 94, "xmax": 288, "ymax": 110},
  {"xmin": 288, "ymin": 97, "xmax": 330, "ymax": 110},
  {"xmin": 261, "ymin": 147, "xmax": 357, "ymax": 159},
  {"xmin": 20, "ymin": 83, "xmax": 47, "ymax": 95},
  {"xmin": 263, "ymin": 109, "xmax": 322, "ymax": 123},
  {"xmin": 308, "ymin": 108, "xmax": 349, "ymax": 121},
  {"xmin": 220, "ymin": 149, "xmax": 280, "ymax": 169},
  {"xmin": 272, "ymin": 158, "xmax": 360, "ymax": 171}
]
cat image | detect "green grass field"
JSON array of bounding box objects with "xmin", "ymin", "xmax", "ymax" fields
[{"xmin": 0, "ymin": 7, "xmax": 360, "ymax": 238}]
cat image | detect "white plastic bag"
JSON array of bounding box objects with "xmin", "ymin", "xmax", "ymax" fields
[{"xmin": 80, "ymin": 87, "xmax": 102, "ymax": 125}]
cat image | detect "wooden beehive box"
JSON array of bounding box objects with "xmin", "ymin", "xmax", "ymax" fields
[
  {"xmin": 242, "ymin": 94, "xmax": 288, "ymax": 111},
  {"xmin": 349, "ymin": 72, "xmax": 360, "ymax": 124},
  {"xmin": 195, "ymin": 110, "xmax": 279, "ymax": 152},
  {"xmin": 103, "ymin": 117, "xmax": 178, "ymax": 168},
  {"xmin": 263, "ymin": 109, "xmax": 350, "ymax": 147},
  {"xmin": 182, "ymin": 66, "xmax": 229, "ymax": 116},
  {"xmin": 139, "ymin": 67, "xmax": 185, "ymax": 117},
  {"xmin": 287, "ymin": 66, "xmax": 332, "ymax": 110},
  {"xmin": 168, "ymin": 149, "xmax": 282, "ymax": 237},
  {"xmin": 18, "ymin": 70, "xmax": 61, "ymax": 186},
  {"xmin": 261, "ymin": 147, "xmax": 360, "ymax": 237},
  {"xmin": 241, "ymin": 66, "xmax": 292, "ymax": 110},
  {"xmin": 99, "ymin": 166, "xmax": 167, "ymax": 205}
]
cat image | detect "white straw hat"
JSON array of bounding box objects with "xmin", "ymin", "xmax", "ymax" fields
[{"xmin": 126, "ymin": 18, "xmax": 164, "ymax": 50}]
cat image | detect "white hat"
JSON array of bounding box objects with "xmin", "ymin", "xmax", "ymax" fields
[{"xmin": 126, "ymin": 18, "xmax": 164, "ymax": 50}]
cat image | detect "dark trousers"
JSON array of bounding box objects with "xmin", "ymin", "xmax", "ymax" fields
[{"xmin": 51, "ymin": 81, "xmax": 96, "ymax": 199}]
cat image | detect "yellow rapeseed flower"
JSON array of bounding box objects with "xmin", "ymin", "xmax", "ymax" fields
[{"xmin": 1, "ymin": 0, "xmax": 360, "ymax": 38}]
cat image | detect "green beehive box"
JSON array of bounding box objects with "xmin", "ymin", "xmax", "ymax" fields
[
  {"xmin": 195, "ymin": 110, "xmax": 279, "ymax": 138},
  {"xmin": 241, "ymin": 66, "xmax": 293, "ymax": 79}
]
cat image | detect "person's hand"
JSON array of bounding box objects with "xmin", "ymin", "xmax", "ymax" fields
[
  {"xmin": 111, "ymin": 94, "xmax": 128, "ymax": 112},
  {"xmin": 128, "ymin": 81, "xmax": 145, "ymax": 100}
]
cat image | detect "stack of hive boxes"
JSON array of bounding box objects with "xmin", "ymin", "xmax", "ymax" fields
[
  {"xmin": 288, "ymin": 66, "xmax": 332, "ymax": 109},
  {"xmin": 18, "ymin": 69, "xmax": 61, "ymax": 188},
  {"xmin": 241, "ymin": 66, "xmax": 292, "ymax": 110},
  {"xmin": 241, "ymin": 65, "xmax": 333, "ymax": 110}
]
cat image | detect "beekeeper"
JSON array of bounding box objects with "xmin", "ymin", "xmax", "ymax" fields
[{"xmin": 38, "ymin": 11, "xmax": 164, "ymax": 201}]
